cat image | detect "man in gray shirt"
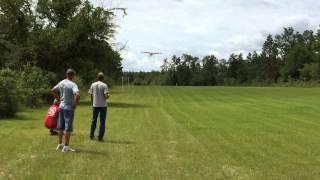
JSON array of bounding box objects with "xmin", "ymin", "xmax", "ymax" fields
[
  {"xmin": 88, "ymin": 72, "xmax": 109, "ymax": 141},
  {"xmin": 52, "ymin": 69, "xmax": 80, "ymax": 152}
]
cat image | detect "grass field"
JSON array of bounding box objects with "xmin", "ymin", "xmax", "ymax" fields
[{"xmin": 1, "ymin": 86, "xmax": 320, "ymax": 180}]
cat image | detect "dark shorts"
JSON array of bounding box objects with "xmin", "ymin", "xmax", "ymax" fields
[{"xmin": 58, "ymin": 109, "xmax": 74, "ymax": 132}]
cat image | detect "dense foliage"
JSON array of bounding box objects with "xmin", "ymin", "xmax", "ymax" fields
[
  {"xmin": 0, "ymin": 69, "xmax": 18, "ymax": 117},
  {"xmin": 124, "ymin": 71, "xmax": 163, "ymax": 86},
  {"xmin": 129, "ymin": 27, "xmax": 320, "ymax": 86},
  {"xmin": 0, "ymin": 67, "xmax": 57, "ymax": 117},
  {"xmin": 0, "ymin": 0, "xmax": 122, "ymax": 83},
  {"xmin": 18, "ymin": 67, "xmax": 57, "ymax": 107},
  {"xmin": 0, "ymin": 0, "xmax": 123, "ymax": 117}
]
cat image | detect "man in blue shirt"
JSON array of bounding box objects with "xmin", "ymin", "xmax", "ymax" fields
[{"xmin": 52, "ymin": 69, "xmax": 80, "ymax": 152}]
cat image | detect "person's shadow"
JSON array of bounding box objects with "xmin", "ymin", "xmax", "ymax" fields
[
  {"xmin": 108, "ymin": 102, "xmax": 151, "ymax": 109},
  {"xmin": 80, "ymin": 101, "xmax": 151, "ymax": 109},
  {"xmin": 106, "ymin": 140, "xmax": 135, "ymax": 145},
  {"xmin": 76, "ymin": 149, "xmax": 109, "ymax": 156},
  {"xmin": 76, "ymin": 140, "xmax": 135, "ymax": 156}
]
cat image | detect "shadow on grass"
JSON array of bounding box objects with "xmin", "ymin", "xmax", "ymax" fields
[
  {"xmin": 80, "ymin": 101, "xmax": 151, "ymax": 109},
  {"xmin": 76, "ymin": 149, "xmax": 109, "ymax": 156},
  {"xmin": 106, "ymin": 140, "xmax": 136, "ymax": 145},
  {"xmin": 0, "ymin": 114, "xmax": 35, "ymax": 121},
  {"xmin": 191, "ymin": 127, "xmax": 217, "ymax": 131},
  {"xmin": 109, "ymin": 102, "xmax": 151, "ymax": 109}
]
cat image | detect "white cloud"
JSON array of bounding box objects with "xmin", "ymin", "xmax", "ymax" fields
[{"xmin": 92, "ymin": 0, "xmax": 320, "ymax": 71}]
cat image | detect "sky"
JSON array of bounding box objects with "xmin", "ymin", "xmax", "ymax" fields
[{"xmin": 92, "ymin": 0, "xmax": 320, "ymax": 72}]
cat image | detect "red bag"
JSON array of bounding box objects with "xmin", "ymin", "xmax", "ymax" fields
[{"xmin": 44, "ymin": 104, "xmax": 60, "ymax": 129}]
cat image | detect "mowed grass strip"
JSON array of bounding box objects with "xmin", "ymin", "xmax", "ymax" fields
[{"xmin": 1, "ymin": 86, "xmax": 320, "ymax": 180}]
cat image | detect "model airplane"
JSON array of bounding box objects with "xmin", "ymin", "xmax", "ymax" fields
[{"xmin": 141, "ymin": 51, "xmax": 162, "ymax": 57}]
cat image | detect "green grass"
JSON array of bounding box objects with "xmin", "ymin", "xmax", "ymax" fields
[{"xmin": 1, "ymin": 86, "xmax": 320, "ymax": 180}]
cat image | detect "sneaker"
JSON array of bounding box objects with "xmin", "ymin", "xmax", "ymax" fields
[
  {"xmin": 56, "ymin": 144, "xmax": 64, "ymax": 151},
  {"xmin": 50, "ymin": 130, "xmax": 58, "ymax": 136},
  {"xmin": 98, "ymin": 138, "xmax": 104, "ymax": 142},
  {"xmin": 62, "ymin": 146, "xmax": 76, "ymax": 152}
]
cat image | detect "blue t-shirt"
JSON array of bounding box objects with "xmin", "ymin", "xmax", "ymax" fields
[{"xmin": 53, "ymin": 79, "xmax": 79, "ymax": 110}]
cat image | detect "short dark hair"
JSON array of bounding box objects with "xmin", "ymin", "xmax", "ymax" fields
[
  {"xmin": 66, "ymin": 69, "xmax": 76, "ymax": 77},
  {"xmin": 97, "ymin": 72, "xmax": 104, "ymax": 81}
]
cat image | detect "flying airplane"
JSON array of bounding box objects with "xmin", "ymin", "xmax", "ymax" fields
[{"xmin": 141, "ymin": 51, "xmax": 162, "ymax": 57}]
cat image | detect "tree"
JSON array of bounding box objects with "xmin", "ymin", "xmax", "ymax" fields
[
  {"xmin": 0, "ymin": 0, "xmax": 34, "ymax": 68},
  {"xmin": 261, "ymin": 35, "xmax": 281, "ymax": 82},
  {"xmin": 216, "ymin": 59, "xmax": 228, "ymax": 85},
  {"xmin": 299, "ymin": 63, "xmax": 320, "ymax": 81},
  {"xmin": 202, "ymin": 55, "xmax": 218, "ymax": 85},
  {"xmin": 18, "ymin": 66, "xmax": 56, "ymax": 106},
  {"xmin": 0, "ymin": 0, "xmax": 123, "ymax": 84},
  {"xmin": 0, "ymin": 69, "xmax": 18, "ymax": 117},
  {"xmin": 228, "ymin": 53, "xmax": 248, "ymax": 83},
  {"xmin": 283, "ymin": 44, "xmax": 315, "ymax": 80}
]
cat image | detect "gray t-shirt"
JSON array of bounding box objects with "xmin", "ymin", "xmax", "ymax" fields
[
  {"xmin": 88, "ymin": 81, "xmax": 108, "ymax": 107},
  {"xmin": 53, "ymin": 79, "xmax": 79, "ymax": 110}
]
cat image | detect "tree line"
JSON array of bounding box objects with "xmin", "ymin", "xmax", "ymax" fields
[{"xmin": 128, "ymin": 27, "xmax": 320, "ymax": 86}]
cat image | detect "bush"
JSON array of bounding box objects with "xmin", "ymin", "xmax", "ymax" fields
[
  {"xmin": 0, "ymin": 69, "xmax": 19, "ymax": 118},
  {"xmin": 133, "ymin": 78, "xmax": 147, "ymax": 86},
  {"xmin": 223, "ymin": 78, "xmax": 237, "ymax": 86},
  {"xmin": 18, "ymin": 67, "xmax": 57, "ymax": 107}
]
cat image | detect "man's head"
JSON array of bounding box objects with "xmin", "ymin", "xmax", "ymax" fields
[
  {"xmin": 66, "ymin": 69, "xmax": 76, "ymax": 80},
  {"xmin": 97, "ymin": 72, "xmax": 104, "ymax": 81}
]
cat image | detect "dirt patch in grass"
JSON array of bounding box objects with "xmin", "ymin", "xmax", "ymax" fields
[
  {"xmin": 221, "ymin": 164, "xmax": 257, "ymax": 180},
  {"xmin": 0, "ymin": 167, "xmax": 16, "ymax": 180}
]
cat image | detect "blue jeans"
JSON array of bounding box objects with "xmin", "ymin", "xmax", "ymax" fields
[
  {"xmin": 58, "ymin": 109, "xmax": 74, "ymax": 132},
  {"xmin": 90, "ymin": 107, "xmax": 107, "ymax": 139}
]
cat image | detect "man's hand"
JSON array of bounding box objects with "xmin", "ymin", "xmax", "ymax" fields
[
  {"xmin": 106, "ymin": 93, "xmax": 110, "ymax": 99},
  {"xmin": 53, "ymin": 99, "xmax": 60, "ymax": 105}
]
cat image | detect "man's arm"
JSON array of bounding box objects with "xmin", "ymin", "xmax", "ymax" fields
[
  {"xmin": 73, "ymin": 92, "xmax": 80, "ymax": 110},
  {"xmin": 104, "ymin": 84, "xmax": 109, "ymax": 99},
  {"xmin": 51, "ymin": 88, "xmax": 60, "ymax": 101},
  {"xmin": 88, "ymin": 84, "xmax": 93, "ymax": 103}
]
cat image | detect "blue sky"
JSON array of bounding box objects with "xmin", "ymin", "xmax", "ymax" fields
[{"xmin": 92, "ymin": 0, "xmax": 320, "ymax": 71}]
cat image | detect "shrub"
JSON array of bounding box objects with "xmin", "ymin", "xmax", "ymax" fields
[
  {"xmin": 223, "ymin": 78, "xmax": 237, "ymax": 86},
  {"xmin": 18, "ymin": 67, "xmax": 57, "ymax": 107},
  {"xmin": 0, "ymin": 69, "xmax": 18, "ymax": 118}
]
